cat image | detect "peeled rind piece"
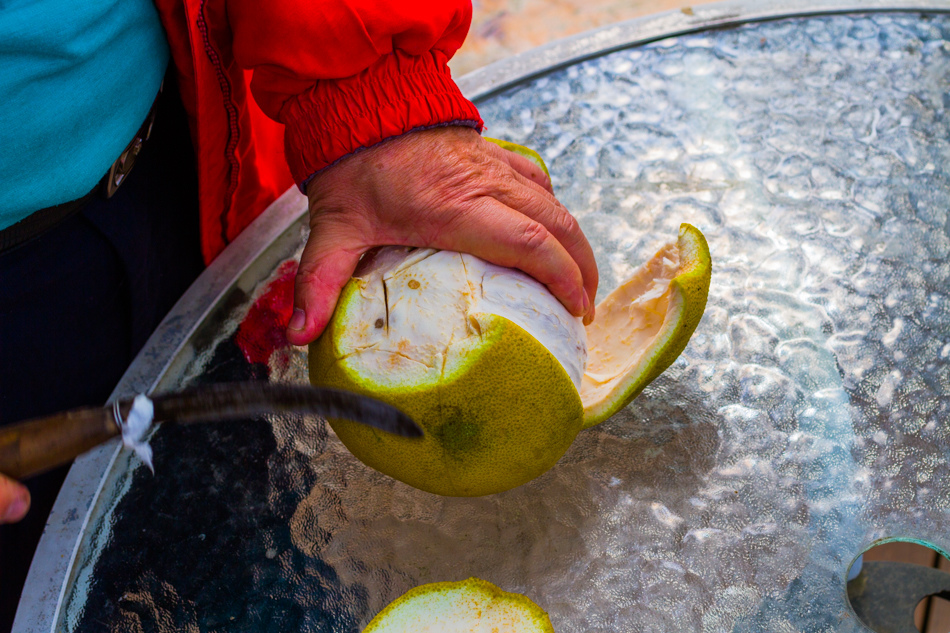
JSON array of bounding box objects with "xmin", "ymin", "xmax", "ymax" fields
[
  {"xmin": 580, "ymin": 223, "xmax": 711, "ymax": 428},
  {"xmin": 364, "ymin": 577, "xmax": 555, "ymax": 633}
]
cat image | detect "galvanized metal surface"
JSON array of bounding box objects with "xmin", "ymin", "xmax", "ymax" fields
[
  {"xmin": 15, "ymin": 1, "xmax": 950, "ymax": 631},
  {"xmin": 456, "ymin": 0, "xmax": 950, "ymax": 100},
  {"xmin": 12, "ymin": 187, "xmax": 310, "ymax": 633}
]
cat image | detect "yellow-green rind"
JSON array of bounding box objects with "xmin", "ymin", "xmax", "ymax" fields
[
  {"xmin": 363, "ymin": 577, "xmax": 555, "ymax": 633},
  {"xmin": 310, "ymin": 294, "xmax": 584, "ymax": 496},
  {"xmin": 581, "ymin": 223, "xmax": 711, "ymax": 428},
  {"xmin": 484, "ymin": 137, "xmax": 550, "ymax": 178}
]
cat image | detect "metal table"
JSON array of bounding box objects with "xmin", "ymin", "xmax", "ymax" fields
[{"xmin": 17, "ymin": 1, "xmax": 950, "ymax": 631}]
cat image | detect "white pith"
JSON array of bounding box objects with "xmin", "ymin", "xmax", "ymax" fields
[
  {"xmin": 334, "ymin": 243, "xmax": 682, "ymax": 412},
  {"xmin": 368, "ymin": 584, "xmax": 546, "ymax": 633},
  {"xmin": 579, "ymin": 243, "xmax": 680, "ymax": 408},
  {"xmin": 335, "ymin": 248, "xmax": 587, "ymax": 390}
]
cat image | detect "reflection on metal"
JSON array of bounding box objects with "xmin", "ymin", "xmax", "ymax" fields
[
  {"xmin": 848, "ymin": 562, "xmax": 950, "ymax": 633},
  {"xmin": 12, "ymin": 188, "xmax": 309, "ymax": 633},
  {"xmin": 15, "ymin": 1, "xmax": 950, "ymax": 631},
  {"xmin": 456, "ymin": 0, "xmax": 950, "ymax": 100}
]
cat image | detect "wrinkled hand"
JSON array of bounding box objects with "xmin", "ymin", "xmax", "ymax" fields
[
  {"xmin": 0, "ymin": 473, "xmax": 29, "ymax": 524},
  {"xmin": 286, "ymin": 126, "xmax": 598, "ymax": 345}
]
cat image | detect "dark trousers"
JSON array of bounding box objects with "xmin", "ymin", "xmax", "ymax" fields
[{"xmin": 0, "ymin": 78, "xmax": 205, "ymax": 630}]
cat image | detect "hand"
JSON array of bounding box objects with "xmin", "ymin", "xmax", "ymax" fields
[
  {"xmin": 286, "ymin": 126, "xmax": 598, "ymax": 345},
  {"xmin": 0, "ymin": 473, "xmax": 29, "ymax": 524}
]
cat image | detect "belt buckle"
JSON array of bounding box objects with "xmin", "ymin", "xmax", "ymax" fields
[{"xmin": 100, "ymin": 83, "xmax": 162, "ymax": 199}]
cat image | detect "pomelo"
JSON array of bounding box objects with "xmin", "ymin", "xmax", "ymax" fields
[
  {"xmin": 363, "ymin": 577, "xmax": 554, "ymax": 633},
  {"xmin": 309, "ymin": 222, "xmax": 711, "ymax": 496}
]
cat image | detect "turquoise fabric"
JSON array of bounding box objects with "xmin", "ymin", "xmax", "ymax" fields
[{"xmin": 0, "ymin": 0, "xmax": 168, "ymax": 228}]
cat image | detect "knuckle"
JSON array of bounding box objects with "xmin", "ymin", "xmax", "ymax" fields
[
  {"xmin": 552, "ymin": 209, "xmax": 581, "ymax": 238},
  {"xmin": 441, "ymin": 159, "xmax": 489, "ymax": 196},
  {"xmin": 519, "ymin": 221, "xmax": 550, "ymax": 252},
  {"xmin": 456, "ymin": 151, "xmax": 514, "ymax": 190},
  {"xmin": 453, "ymin": 143, "xmax": 490, "ymax": 171},
  {"xmin": 294, "ymin": 262, "xmax": 326, "ymax": 294}
]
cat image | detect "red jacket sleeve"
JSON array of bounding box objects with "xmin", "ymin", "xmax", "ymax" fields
[{"xmin": 228, "ymin": 0, "xmax": 484, "ymax": 187}]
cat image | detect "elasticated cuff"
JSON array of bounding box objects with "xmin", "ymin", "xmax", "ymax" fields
[{"xmin": 281, "ymin": 49, "xmax": 483, "ymax": 187}]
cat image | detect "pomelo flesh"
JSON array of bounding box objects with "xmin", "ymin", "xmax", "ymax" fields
[
  {"xmin": 580, "ymin": 223, "xmax": 711, "ymax": 427},
  {"xmin": 363, "ymin": 577, "xmax": 554, "ymax": 633},
  {"xmin": 309, "ymin": 224, "xmax": 711, "ymax": 496}
]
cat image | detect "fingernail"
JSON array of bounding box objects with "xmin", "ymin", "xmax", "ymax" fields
[
  {"xmin": 288, "ymin": 308, "xmax": 306, "ymax": 331},
  {"xmin": 4, "ymin": 493, "xmax": 29, "ymax": 523},
  {"xmin": 582, "ymin": 291, "xmax": 591, "ymax": 315},
  {"xmin": 584, "ymin": 304, "xmax": 596, "ymax": 326}
]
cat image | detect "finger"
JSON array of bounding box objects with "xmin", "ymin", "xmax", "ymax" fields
[
  {"xmin": 0, "ymin": 474, "xmax": 30, "ymax": 524},
  {"xmin": 485, "ymin": 177, "xmax": 599, "ymax": 320},
  {"xmin": 287, "ymin": 218, "xmax": 366, "ymax": 346},
  {"xmin": 485, "ymin": 141, "xmax": 553, "ymax": 193},
  {"xmin": 436, "ymin": 198, "xmax": 588, "ymax": 316}
]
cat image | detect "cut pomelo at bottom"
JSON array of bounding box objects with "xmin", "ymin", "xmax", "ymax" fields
[
  {"xmin": 363, "ymin": 578, "xmax": 554, "ymax": 633},
  {"xmin": 310, "ymin": 224, "xmax": 711, "ymax": 496}
]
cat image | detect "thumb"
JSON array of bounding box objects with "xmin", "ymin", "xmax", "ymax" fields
[
  {"xmin": 286, "ymin": 227, "xmax": 364, "ymax": 346},
  {"xmin": 0, "ymin": 474, "xmax": 30, "ymax": 524}
]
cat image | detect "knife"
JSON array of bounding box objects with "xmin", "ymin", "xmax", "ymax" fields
[{"xmin": 0, "ymin": 383, "xmax": 421, "ymax": 480}]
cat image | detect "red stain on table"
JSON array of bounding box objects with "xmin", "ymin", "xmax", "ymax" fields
[{"xmin": 235, "ymin": 260, "xmax": 298, "ymax": 365}]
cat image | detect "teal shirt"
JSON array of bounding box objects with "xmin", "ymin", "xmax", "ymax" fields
[{"xmin": 0, "ymin": 0, "xmax": 169, "ymax": 228}]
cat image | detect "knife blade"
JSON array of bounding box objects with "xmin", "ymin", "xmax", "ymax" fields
[{"xmin": 0, "ymin": 383, "xmax": 421, "ymax": 480}]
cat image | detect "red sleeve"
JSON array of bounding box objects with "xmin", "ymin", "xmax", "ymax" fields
[{"xmin": 228, "ymin": 0, "xmax": 484, "ymax": 186}]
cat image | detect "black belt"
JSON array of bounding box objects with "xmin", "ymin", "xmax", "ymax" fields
[{"xmin": 0, "ymin": 89, "xmax": 162, "ymax": 254}]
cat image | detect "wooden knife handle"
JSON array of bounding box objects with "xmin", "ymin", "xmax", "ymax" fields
[{"xmin": 0, "ymin": 406, "xmax": 121, "ymax": 480}]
